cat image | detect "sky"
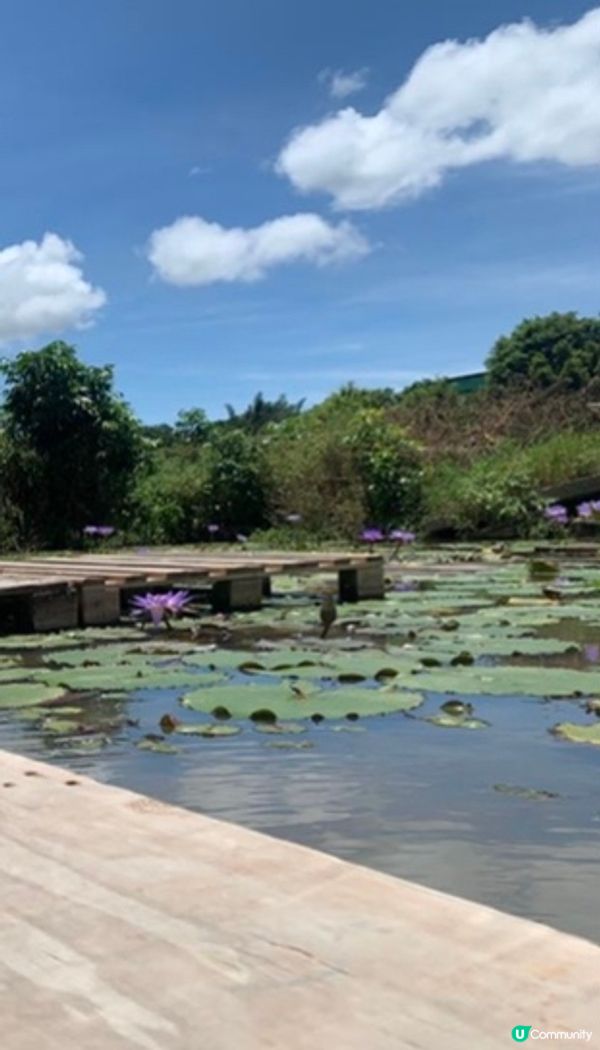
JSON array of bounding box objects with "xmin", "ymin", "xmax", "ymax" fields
[{"xmin": 1, "ymin": 0, "xmax": 600, "ymax": 422}]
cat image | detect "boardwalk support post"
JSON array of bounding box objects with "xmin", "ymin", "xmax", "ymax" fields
[
  {"xmin": 28, "ymin": 587, "xmax": 79, "ymax": 631},
  {"xmin": 79, "ymin": 584, "xmax": 121, "ymax": 626},
  {"xmin": 211, "ymin": 575, "xmax": 264, "ymax": 613},
  {"xmin": 338, "ymin": 560, "xmax": 385, "ymax": 602}
]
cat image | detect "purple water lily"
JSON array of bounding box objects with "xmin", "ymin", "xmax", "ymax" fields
[
  {"xmin": 360, "ymin": 527, "xmax": 384, "ymax": 544},
  {"xmin": 584, "ymin": 643, "xmax": 600, "ymax": 664},
  {"xmin": 207, "ymin": 523, "xmax": 220, "ymax": 535},
  {"xmin": 393, "ymin": 579, "xmax": 418, "ymax": 592},
  {"xmin": 388, "ymin": 529, "xmax": 416, "ymax": 544},
  {"xmin": 285, "ymin": 513, "xmax": 302, "ymax": 525},
  {"xmin": 83, "ymin": 525, "xmax": 116, "ymax": 538},
  {"xmin": 236, "ymin": 533, "xmax": 249, "ymax": 544},
  {"xmin": 544, "ymin": 504, "xmax": 568, "ymax": 526},
  {"xmin": 577, "ymin": 500, "xmax": 600, "ymax": 520},
  {"xmin": 130, "ymin": 590, "xmax": 192, "ymax": 627}
]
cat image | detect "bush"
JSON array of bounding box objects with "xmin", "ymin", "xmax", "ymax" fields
[
  {"xmin": 423, "ymin": 458, "xmax": 543, "ymax": 539},
  {"xmin": 486, "ymin": 312, "xmax": 600, "ymax": 390}
]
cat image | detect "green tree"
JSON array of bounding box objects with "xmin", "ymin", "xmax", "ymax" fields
[
  {"xmin": 487, "ymin": 312, "xmax": 600, "ymax": 389},
  {"xmin": 174, "ymin": 407, "xmax": 211, "ymax": 444},
  {"xmin": 223, "ymin": 392, "xmax": 305, "ymax": 433},
  {"xmin": 203, "ymin": 430, "xmax": 269, "ymax": 532},
  {"xmin": 1, "ymin": 341, "xmax": 144, "ymax": 548}
]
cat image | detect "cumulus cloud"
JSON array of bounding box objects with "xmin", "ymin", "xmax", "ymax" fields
[
  {"xmin": 0, "ymin": 233, "xmax": 106, "ymax": 343},
  {"xmin": 279, "ymin": 9, "xmax": 600, "ymax": 209},
  {"xmin": 147, "ymin": 213, "xmax": 369, "ymax": 285},
  {"xmin": 318, "ymin": 67, "xmax": 369, "ymax": 99}
]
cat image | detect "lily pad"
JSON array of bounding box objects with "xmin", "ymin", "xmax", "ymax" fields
[
  {"xmin": 181, "ymin": 682, "xmax": 424, "ymax": 720},
  {"xmin": 0, "ymin": 683, "xmax": 67, "ymax": 708},
  {"xmin": 551, "ymin": 722, "xmax": 600, "ymax": 745},
  {"xmin": 493, "ymin": 783, "xmax": 559, "ymax": 800},
  {"xmin": 253, "ymin": 721, "xmax": 307, "ymax": 735},
  {"xmin": 136, "ymin": 738, "xmax": 179, "ymax": 753},
  {"xmin": 426, "ymin": 714, "xmax": 489, "ymax": 729},
  {"xmin": 174, "ymin": 723, "xmax": 242, "ymax": 738}
]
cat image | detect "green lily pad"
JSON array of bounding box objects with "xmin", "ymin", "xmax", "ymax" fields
[
  {"xmin": 253, "ymin": 721, "xmax": 307, "ymax": 735},
  {"xmin": 35, "ymin": 665, "xmax": 223, "ymax": 692},
  {"xmin": 174, "ymin": 723, "xmax": 242, "ymax": 738},
  {"xmin": 493, "ymin": 783, "xmax": 559, "ymax": 800},
  {"xmin": 266, "ymin": 740, "xmax": 315, "ymax": 750},
  {"xmin": 426, "ymin": 714, "xmax": 489, "ymax": 729},
  {"xmin": 0, "ymin": 683, "xmax": 67, "ymax": 708},
  {"xmin": 409, "ymin": 665, "xmax": 600, "ymax": 698},
  {"xmin": 136, "ymin": 738, "xmax": 179, "ymax": 753},
  {"xmin": 551, "ymin": 722, "xmax": 600, "ymax": 745},
  {"xmin": 181, "ymin": 682, "xmax": 424, "ymax": 720}
]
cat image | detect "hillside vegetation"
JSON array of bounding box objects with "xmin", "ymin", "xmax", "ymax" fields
[{"xmin": 1, "ymin": 311, "xmax": 600, "ymax": 549}]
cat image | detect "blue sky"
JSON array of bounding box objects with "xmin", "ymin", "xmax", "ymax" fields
[{"xmin": 1, "ymin": 0, "xmax": 599, "ymax": 421}]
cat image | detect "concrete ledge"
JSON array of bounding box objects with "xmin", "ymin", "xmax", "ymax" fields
[{"xmin": 1, "ymin": 749, "xmax": 599, "ymax": 1050}]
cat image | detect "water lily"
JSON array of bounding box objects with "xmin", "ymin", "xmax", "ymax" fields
[
  {"xmin": 577, "ymin": 499, "xmax": 600, "ymax": 520},
  {"xmin": 388, "ymin": 529, "xmax": 416, "ymax": 544},
  {"xmin": 130, "ymin": 590, "xmax": 192, "ymax": 627},
  {"xmin": 285, "ymin": 513, "xmax": 302, "ymax": 525},
  {"xmin": 360, "ymin": 527, "xmax": 384, "ymax": 544},
  {"xmin": 544, "ymin": 504, "xmax": 568, "ymax": 526},
  {"xmin": 83, "ymin": 525, "xmax": 116, "ymax": 538},
  {"xmin": 207, "ymin": 523, "xmax": 220, "ymax": 535}
]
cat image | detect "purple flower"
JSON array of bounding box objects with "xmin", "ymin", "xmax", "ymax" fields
[
  {"xmin": 544, "ymin": 504, "xmax": 568, "ymax": 526},
  {"xmin": 285, "ymin": 513, "xmax": 302, "ymax": 525},
  {"xmin": 207, "ymin": 524, "xmax": 220, "ymax": 535},
  {"xmin": 83, "ymin": 525, "xmax": 115, "ymax": 538},
  {"xmin": 236, "ymin": 533, "xmax": 248, "ymax": 544},
  {"xmin": 577, "ymin": 500, "xmax": 600, "ymax": 520},
  {"xmin": 393, "ymin": 579, "xmax": 418, "ymax": 592},
  {"xmin": 360, "ymin": 527, "xmax": 384, "ymax": 543},
  {"xmin": 584, "ymin": 643, "xmax": 600, "ymax": 664},
  {"xmin": 130, "ymin": 590, "xmax": 192, "ymax": 626},
  {"xmin": 388, "ymin": 529, "xmax": 416, "ymax": 544}
]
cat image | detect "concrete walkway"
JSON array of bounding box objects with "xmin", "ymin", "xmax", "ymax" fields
[{"xmin": 1, "ymin": 749, "xmax": 599, "ymax": 1050}]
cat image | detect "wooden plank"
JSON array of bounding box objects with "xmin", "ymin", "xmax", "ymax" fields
[{"xmin": 1, "ymin": 749, "xmax": 599, "ymax": 1050}]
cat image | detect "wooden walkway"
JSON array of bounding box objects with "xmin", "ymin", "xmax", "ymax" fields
[
  {"xmin": 0, "ymin": 549, "xmax": 385, "ymax": 631},
  {"xmin": 1, "ymin": 749, "xmax": 599, "ymax": 1050}
]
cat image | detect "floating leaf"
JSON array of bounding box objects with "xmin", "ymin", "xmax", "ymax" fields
[
  {"xmin": 181, "ymin": 682, "xmax": 424, "ymax": 720},
  {"xmin": 174, "ymin": 722, "xmax": 242, "ymax": 738},
  {"xmin": 137, "ymin": 738, "xmax": 179, "ymax": 753},
  {"xmin": 0, "ymin": 683, "xmax": 66, "ymax": 709},
  {"xmin": 494, "ymin": 783, "xmax": 559, "ymax": 800},
  {"xmin": 266, "ymin": 740, "xmax": 315, "ymax": 750},
  {"xmin": 253, "ymin": 721, "xmax": 307, "ymax": 735},
  {"xmin": 426, "ymin": 714, "xmax": 489, "ymax": 729},
  {"xmin": 551, "ymin": 722, "xmax": 600, "ymax": 745}
]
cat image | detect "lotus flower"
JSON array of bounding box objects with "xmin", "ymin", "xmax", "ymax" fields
[
  {"xmin": 388, "ymin": 529, "xmax": 416, "ymax": 544},
  {"xmin": 544, "ymin": 504, "xmax": 568, "ymax": 526},
  {"xmin": 83, "ymin": 525, "xmax": 116, "ymax": 538},
  {"xmin": 130, "ymin": 590, "xmax": 192, "ymax": 626},
  {"xmin": 577, "ymin": 500, "xmax": 600, "ymax": 520},
  {"xmin": 360, "ymin": 527, "xmax": 384, "ymax": 544}
]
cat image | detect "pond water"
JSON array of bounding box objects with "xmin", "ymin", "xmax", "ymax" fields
[{"xmin": 1, "ymin": 552, "xmax": 599, "ymax": 944}]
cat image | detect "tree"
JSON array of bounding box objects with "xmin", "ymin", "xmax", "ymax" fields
[
  {"xmin": 486, "ymin": 313, "xmax": 600, "ymax": 389},
  {"xmin": 1, "ymin": 341, "xmax": 144, "ymax": 547},
  {"xmin": 174, "ymin": 407, "xmax": 211, "ymax": 444},
  {"xmin": 223, "ymin": 392, "xmax": 305, "ymax": 433}
]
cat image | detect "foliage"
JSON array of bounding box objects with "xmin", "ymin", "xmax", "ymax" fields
[
  {"xmin": 486, "ymin": 312, "xmax": 600, "ymax": 390},
  {"xmin": 0, "ymin": 342, "xmax": 144, "ymax": 548},
  {"xmin": 423, "ymin": 458, "xmax": 543, "ymax": 538},
  {"xmin": 174, "ymin": 407, "xmax": 211, "ymax": 444},
  {"xmin": 345, "ymin": 408, "xmax": 424, "ymax": 527},
  {"xmin": 223, "ymin": 391, "xmax": 304, "ymax": 433}
]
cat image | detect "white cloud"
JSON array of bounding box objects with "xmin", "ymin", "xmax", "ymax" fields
[
  {"xmin": 279, "ymin": 9, "xmax": 600, "ymax": 209},
  {"xmin": 0, "ymin": 233, "xmax": 106, "ymax": 343},
  {"xmin": 318, "ymin": 67, "xmax": 369, "ymax": 99},
  {"xmin": 147, "ymin": 213, "xmax": 369, "ymax": 285}
]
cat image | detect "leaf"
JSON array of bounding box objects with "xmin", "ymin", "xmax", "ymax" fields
[
  {"xmin": 253, "ymin": 721, "xmax": 307, "ymax": 735},
  {"xmin": 136, "ymin": 738, "xmax": 179, "ymax": 753},
  {"xmin": 551, "ymin": 722, "xmax": 600, "ymax": 745},
  {"xmin": 493, "ymin": 783, "xmax": 559, "ymax": 800},
  {"xmin": 408, "ymin": 665, "xmax": 600, "ymax": 698},
  {"xmin": 174, "ymin": 722, "xmax": 242, "ymax": 738},
  {"xmin": 426, "ymin": 714, "xmax": 489, "ymax": 729},
  {"xmin": 0, "ymin": 683, "xmax": 67, "ymax": 709},
  {"xmin": 181, "ymin": 682, "xmax": 424, "ymax": 720}
]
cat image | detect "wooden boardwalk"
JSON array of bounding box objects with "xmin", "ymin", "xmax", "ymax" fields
[
  {"xmin": 1, "ymin": 749, "xmax": 599, "ymax": 1050},
  {"xmin": 0, "ymin": 549, "xmax": 384, "ymax": 630}
]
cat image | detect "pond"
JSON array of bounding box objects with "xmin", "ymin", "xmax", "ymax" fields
[{"xmin": 1, "ymin": 548, "xmax": 599, "ymax": 944}]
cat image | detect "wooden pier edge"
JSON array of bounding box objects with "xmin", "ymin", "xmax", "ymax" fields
[{"xmin": 0, "ymin": 748, "xmax": 599, "ymax": 1050}]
